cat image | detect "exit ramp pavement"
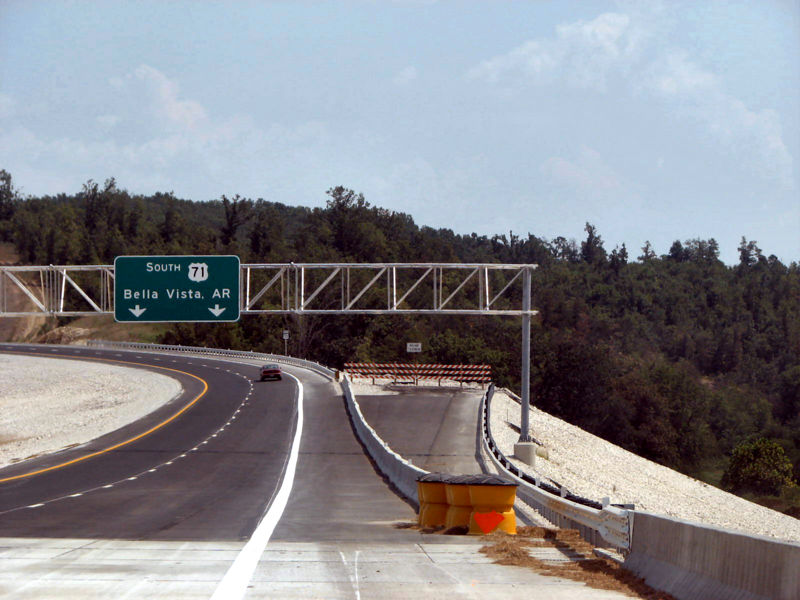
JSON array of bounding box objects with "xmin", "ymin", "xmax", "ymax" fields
[{"xmin": 240, "ymin": 379, "xmax": 633, "ymax": 599}]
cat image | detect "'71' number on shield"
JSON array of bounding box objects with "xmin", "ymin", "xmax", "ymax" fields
[{"xmin": 188, "ymin": 263, "xmax": 209, "ymax": 282}]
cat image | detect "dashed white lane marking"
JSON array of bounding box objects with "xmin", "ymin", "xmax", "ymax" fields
[
  {"xmin": 0, "ymin": 363, "xmax": 259, "ymax": 517},
  {"xmin": 211, "ymin": 372, "xmax": 304, "ymax": 600}
]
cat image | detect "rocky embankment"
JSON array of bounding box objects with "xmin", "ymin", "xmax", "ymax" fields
[
  {"xmin": 490, "ymin": 389, "xmax": 800, "ymax": 544},
  {"xmin": 0, "ymin": 353, "xmax": 181, "ymax": 468}
]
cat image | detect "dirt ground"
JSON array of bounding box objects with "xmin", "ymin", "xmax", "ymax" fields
[
  {"xmin": 395, "ymin": 521, "xmax": 673, "ymax": 599},
  {"xmin": 479, "ymin": 526, "xmax": 675, "ymax": 600}
]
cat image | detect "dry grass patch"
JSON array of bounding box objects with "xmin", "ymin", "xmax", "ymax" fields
[{"xmin": 480, "ymin": 526, "xmax": 675, "ymax": 600}]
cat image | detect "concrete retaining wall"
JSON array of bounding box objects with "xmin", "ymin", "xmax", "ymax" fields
[{"xmin": 625, "ymin": 511, "xmax": 800, "ymax": 600}]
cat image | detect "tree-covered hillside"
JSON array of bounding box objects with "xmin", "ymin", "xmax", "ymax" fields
[{"xmin": 1, "ymin": 170, "xmax": 798, "ymax": 515}]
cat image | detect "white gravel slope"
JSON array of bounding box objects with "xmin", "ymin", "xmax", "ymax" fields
[
  {"xmin": 0, "ymin": 354, "xmax": 182, "ymax": 468},
  {"xmin": 491, "ymin": 389, "xmax": 800, "ymax": 544}
]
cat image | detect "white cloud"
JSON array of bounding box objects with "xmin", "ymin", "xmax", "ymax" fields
[
  {"xmin": 645, "ymin": 51, "xmax": 794, "ymax": 188},
  {"xmin": 468, "ymin": 12, "xmax": 795, "ymax": 189},
  {"xmin": 540, "ymin": 146, "xmax": 624, "ymax": 194},
  {"xmin": 467, "ymin": 12, "xmax": 640, "ymax": 91},
  {"xmin": 645, "ymin": 50, "xmax": 717, "ymax": 95},
  {"xmin": 392, "ymin": 66, "xmax": 418, "ymax": 86},
  {"xmin": 0, "ymin": 86, "xmax": 338, "ymax": 200},
  {"xmin": 133, "ymin": 65, "xmax": 207, "ymax": 131}
]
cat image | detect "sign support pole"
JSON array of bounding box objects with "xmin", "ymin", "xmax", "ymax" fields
[{"xmin": 519, "ymin": 266, "xmax": 533, "ymax": 443}]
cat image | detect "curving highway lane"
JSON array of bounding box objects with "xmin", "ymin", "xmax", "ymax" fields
[{"xmin": 0, "ymin": 344, "xmax": 299, "ymax": 541}]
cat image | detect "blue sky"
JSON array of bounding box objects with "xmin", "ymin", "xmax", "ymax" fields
[{"xmin": 1, "ymin": 1, "xmax": 798, "ymax": 264}]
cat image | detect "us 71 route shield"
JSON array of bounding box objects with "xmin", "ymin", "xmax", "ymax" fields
[{"xmin": 114, "ymin": 255, "xmax": 240, "ymax": 323}]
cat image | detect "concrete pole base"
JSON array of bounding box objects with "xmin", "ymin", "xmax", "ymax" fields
[{"xmin": 514, "ymin": 442, "xmax": 537, "ymax": 466}]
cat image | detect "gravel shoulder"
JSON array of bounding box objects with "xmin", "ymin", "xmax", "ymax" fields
[
  {"xmin": 0, "ymin": 353, "xmax": 182, "ymax": 469},
  {"xmin": 490, "ymin": 389, "xmax": 800, "ymax": 544}
]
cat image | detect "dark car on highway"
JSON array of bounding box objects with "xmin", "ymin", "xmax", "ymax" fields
[{"xmin": 260, "ymin": 364, "xmax": 282, "ymax": 381}]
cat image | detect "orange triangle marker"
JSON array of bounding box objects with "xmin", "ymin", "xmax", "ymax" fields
[{"xmin": 474, "ymin": 511, "xmax": 505, "ymax": 533}]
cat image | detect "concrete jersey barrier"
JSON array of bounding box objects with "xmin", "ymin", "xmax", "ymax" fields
[
  {"xmin": 625, "ymin": 511, "xmax": 800, "ymax": 600},
  {"xmin": 340, "ymin": 376, "xmax": 428, "ymax": 508}
]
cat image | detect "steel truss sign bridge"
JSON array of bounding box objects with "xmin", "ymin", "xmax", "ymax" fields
[
  {"xmin": 0, "ymin": 260, "xmax": 538, "ymax": 441},
  {"xmin": 0, "ymin": 262, "xmax": 536, "ymax": 317}
]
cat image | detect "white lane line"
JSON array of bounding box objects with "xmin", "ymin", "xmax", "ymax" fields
[
  {"xmin": 211, "ymin": 372, "xmax": 304, "ymax": 600},
  {"xmin": 339, "ymin": 551, "xmax": 362, "ymax": 600}
]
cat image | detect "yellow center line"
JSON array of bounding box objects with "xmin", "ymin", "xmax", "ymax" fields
[{"xmin": 0, "ymin": 351, "xmax": 210, "ymax": 484}]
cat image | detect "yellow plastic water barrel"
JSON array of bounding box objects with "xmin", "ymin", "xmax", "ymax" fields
[
  {"xmin": 417, "ymin": 473, "xmax": 450, "ymax": 527},
  {"xmin": 467, "ymin": 474, "xmax": 517, "ymax": 535},
  {"xmin": 445, "ymin": 475, "xmax": 475, "ymax": 529}
]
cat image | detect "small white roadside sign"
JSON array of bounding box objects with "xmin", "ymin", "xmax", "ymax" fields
[{"xmin": 406, "ymin": 342, "xmax": 422, "ymax": 353}]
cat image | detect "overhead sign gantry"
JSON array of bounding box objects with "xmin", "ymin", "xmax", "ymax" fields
[{"xmin": 0, "ymin": 260, "xmax": 537, "ymax": 444}]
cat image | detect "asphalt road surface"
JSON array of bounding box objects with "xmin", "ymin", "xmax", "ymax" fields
[
  {"xmin": 0, "ymin": 344, "xmax": 635, "ymax": 600},
  {"xmin": 0, "ymin": 344, "xmax": 299, "ymax": 541},
  {"xmin": 357, "ymin": 387, "xmax": 484, "ymax": 474}
]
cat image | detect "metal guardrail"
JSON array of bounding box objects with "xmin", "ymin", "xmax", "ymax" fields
[
  {"xmin": 85, "ymin": 340, "xmax": 335, "ymax": 380},
  {"xmin": 479, "ymin": 384, "xmax": 633, "ymax": 551}
]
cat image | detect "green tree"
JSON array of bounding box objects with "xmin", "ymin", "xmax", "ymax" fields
[
  {"xmin": 219, "ymin": 194, "xmax": 253, "ymax": 250},
  {"xmin": 0, "ymin": 169, "xmax": 18, "ymax": 237},
  {"xmin": 609, "ymin": 243, "xmax": 628, "ymax": 274},
  {"xmin": 580, "ymin": 222, "xmax": 606, "ymax": 265},
  {"xmin": 738, "ymin": 237, "xmax": 762, "ymax": 268},
  {"xmin": 722, "ymin": 438, "xmax": 796, "ymax": 495},
  {"xmin": 638, "ymin": 240, "xmax": 656, "ymax": 262},
  {"xmin": 549, "ymin": 236, "xmax": 579, "ymax": 262}
]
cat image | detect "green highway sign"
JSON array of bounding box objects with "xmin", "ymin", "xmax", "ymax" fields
[{"xmin": 114, "ymin": 255, "xmax": 240, "ymax": 322}]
